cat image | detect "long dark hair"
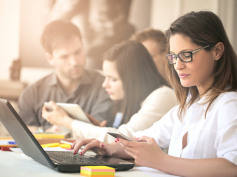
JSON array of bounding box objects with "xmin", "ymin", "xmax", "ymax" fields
[
  {"xmin": 104, "ymin": 40, "xmax": 169, "ymax": 124},
  {"xmin": 165, "ymin": 11, "xmax": 237, "ymax": 120}
]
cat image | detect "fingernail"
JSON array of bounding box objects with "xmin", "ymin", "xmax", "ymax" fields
[
  {"xmin": 70, "ymin": 145, "xmax": 73, "ymax": 149},
  {"xmin": 80, "ymin": 152, "xmax": 82, "ymax": 155},
  {"xmin": 73, "ymin": 150, "xmax": 77, "ymax": 154},
  {"xmin": 117, "ymin": 138, "xmax": 119, "ymax": 141},
  {"xmin": 102, "ymin": 143, "xmax": 104, "ymax": 147},
  {"xmin": 115, "ymin": 140, "xmax": 117, "ymax": 143}
]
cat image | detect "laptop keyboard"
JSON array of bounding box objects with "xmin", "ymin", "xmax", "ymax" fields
[{"xmin": 47, "ymin": 151, "xmax": 105, "ymax": 165}]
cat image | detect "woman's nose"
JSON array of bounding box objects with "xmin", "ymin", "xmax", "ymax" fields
[
  {"xmin": 102, "ymin": 77, "xmax": 109, "ymax": 88},
  {"xmin": 174, "ymin": 57, "xmax": 185, "ymax": 71}
]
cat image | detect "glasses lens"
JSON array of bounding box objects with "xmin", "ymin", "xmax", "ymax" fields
[
  {"xmin": 179, "ymin": 52, "xmax": 191, "ymax": 62},
  {"xmin": 166, "ymin": 54, "xmax": 176, "ymax": 64}
]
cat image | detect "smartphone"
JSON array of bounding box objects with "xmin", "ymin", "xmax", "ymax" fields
[{"xmin": 107, "ymin": 131, "xmax": 135, "ymax": 142}]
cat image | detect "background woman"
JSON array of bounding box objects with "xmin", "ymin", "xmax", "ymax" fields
[
  {"xmin": 42, "ymin": 40, "xmax": 178, "ymax": 143},
  {"xmin": 72, "ymin": 11, "xmax": 237, "ymax": 176}
]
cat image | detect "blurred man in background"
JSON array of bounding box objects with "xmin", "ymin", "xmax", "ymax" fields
[
  {"xmin": 131, "ymin": 28, "xmax": 169, "ymax": 82},
  {"xmin": 18, "ymin": 20, "xmax": 114, "ymax": 133}
]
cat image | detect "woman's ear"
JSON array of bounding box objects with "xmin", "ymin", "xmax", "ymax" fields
[
  {"xmin": 45, "ymin": 52, "xmax": 55, "ymax": 66},
  {"xmin": 213, "ymin": 42, "xmax": 224, "ymax": 61}
]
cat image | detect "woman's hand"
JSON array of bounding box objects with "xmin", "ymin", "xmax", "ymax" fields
[
  {"xmin": 71, "ymin": 139, "xmax": 113, "ymax": 156},
  {"xmin": 42, "ymin": 101, "xmax": 73, "ymax": 129},
  {"xmin": 117, "ymin": 136, "xmax": 165, "ymax": 169},
  {"xmin": 86, "ymin": 114, "xmax": 107, "ymax": 127}
]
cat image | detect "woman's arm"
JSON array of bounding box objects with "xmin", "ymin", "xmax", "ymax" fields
[
  {"xmin": 117, "ymin": 136, "xmax": 237, "ymax": 177},
  {"xmin": 160, "ymin": 155, "xmax": 237, "ymax": 177}
]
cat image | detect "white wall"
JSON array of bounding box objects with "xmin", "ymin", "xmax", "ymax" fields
[
  {"xmin": 129, "ymin": 0, "xmax": 151, "ymax": 32},
  {"xmin": 0, "ymin": 0, "xmax": 53, "ymax": 85},
  {"xmin": 150, "ymin": 0, "xmax": 218, "ymax": 32},
  {"xmin": 150, "ymin": 0, "xmax": 237, "ymax": 53},
  {"xmin": 0, "ymin": 0, "xmax": 20, "ymax": 80},
  {"xmin": 0, "ymin": 0, "xmax": 236, "ymax": 85}
]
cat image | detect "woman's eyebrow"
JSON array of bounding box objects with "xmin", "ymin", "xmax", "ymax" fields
[
  {"xmin": 105, "ymin": 74, "xmax": 117, "ymax": 79},
  {"xmin": 170, "ymin": 51, "xmax": 175, "ymax": 54},
  {"xmin": 170, "ymin": 49, "xmax": 194, "ymax": 54}
]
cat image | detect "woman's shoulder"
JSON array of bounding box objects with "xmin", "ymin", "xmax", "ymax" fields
[
  {"xmin": 218, "ymin": 91, "xmax": 237, "ymax": 102},
  {"xmin": 150, "ymin": 86, "xmax": 175, "ymax": 95},
  {"xmin": 210, "ymin": 91, "xmax": 237, "ymax": 112},
  {"xmin": 142, "ymin": 86, "xmax": 178, "ymax": 106}
]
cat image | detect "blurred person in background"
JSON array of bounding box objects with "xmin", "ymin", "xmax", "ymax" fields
[
  {"xmin": 42, "ymin": 41, "xmax": 178, "ymax": 142},
  {"xmin": 86, "ymin": 0, "xmax": 135, "ymax": 69},
  {"xmin": 18, "ymin": 20, "xmax": 114, "ymax": 133},
  {"xmin": 45, "ymin": 0, "xmax": 135, "ymax": 70},
  {"xmin": 130, "ymin": 28, "xmax": 169, "ymax": 82}
]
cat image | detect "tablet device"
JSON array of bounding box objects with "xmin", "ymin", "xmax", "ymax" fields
[
  {"xmin": 44, "ymin": 102, "xmax": 91, "ymax": 124},
  {"xmin": 107, "ymin": 131, "xmax": 135, "ymax": 142}
]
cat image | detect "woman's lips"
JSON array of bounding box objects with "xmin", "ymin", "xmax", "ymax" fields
[
  {"xmin": 179, "ymin": 73, "xmax": 190, "ymax": 79},
  {"xmin": 106, "ymin": 91, "xmax": 112, "ymax": 95}
]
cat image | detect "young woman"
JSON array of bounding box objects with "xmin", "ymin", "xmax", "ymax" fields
[
  {"xmin": 72, "ymin": 11, "xmax": 237, "ymax": 176},
  {"xmin": 42, "ymin": 40, "xmax": 178, "ymax": 142}
]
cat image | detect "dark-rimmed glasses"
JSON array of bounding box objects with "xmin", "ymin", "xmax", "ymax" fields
[{"xmin": 166, "ymin": 45, "xmax": 210, "ymax": 64}]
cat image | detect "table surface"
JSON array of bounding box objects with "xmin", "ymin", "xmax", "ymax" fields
[
  {"xmin": 0, "ymin": 150, "xmax": 179, "ymax": 177},
  {"xmin": 0, "ymin": 138, "xmax": 179, "ymax": 177}
]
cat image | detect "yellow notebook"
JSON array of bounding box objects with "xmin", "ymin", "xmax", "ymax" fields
[{"xmin": 33, "ymin": 132, "xmax": 70, "ymax": 139}]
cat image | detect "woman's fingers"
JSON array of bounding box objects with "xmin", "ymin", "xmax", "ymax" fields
[
  {"xmin": 117, "ymin": 138, "xmax": 145, "ymax": 156},
  {"xmin": 72, "ymin": 139, "xmax": 109, "ymax": 156},
  {"xmin": 137, "ymin": 136, "xmax": 154, "ymax": 144},
  {"xmin": 73, "ymin": 139, "xmax": 95, "ymax": 152},
  {"xmin": 123, "ymin": 148, "xmax": 137, "ymax": 159},
  {"xmin": 116, "ymin": 138, "xmax": 136, "ymax": 147},
  {"xmin": 72, "ymin": 139, "xmax": 99, "ymax": 154},
  {"xmin": 81, "ymin": 140, "xmax": 103, "ymax": 155}
]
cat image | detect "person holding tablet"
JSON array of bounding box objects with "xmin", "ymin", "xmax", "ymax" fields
[
  {"xmin": 72, "ymin": 11, "xmax": 237, "ymax": 176},
  {"xmin": 42, "ymin": 40, "xmax": 178, "ymax": 142},
  {"xmin": 18, "ymin": 20, "xmax": 114, "ymax": 132}
]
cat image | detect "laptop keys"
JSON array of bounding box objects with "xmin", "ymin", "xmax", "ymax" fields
[{"xmin": 47, "ymin": 151, "xmax": 103, "ymax": 165}]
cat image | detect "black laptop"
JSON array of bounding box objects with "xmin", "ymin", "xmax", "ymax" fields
[{"xmin": 0, "ymin": 99, "xmax": 134, "ymax": 172}]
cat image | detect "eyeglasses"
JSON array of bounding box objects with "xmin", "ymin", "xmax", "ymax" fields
[{"xmin": 165, "ymin": 45, "xmax": 210, "ymax": 64}]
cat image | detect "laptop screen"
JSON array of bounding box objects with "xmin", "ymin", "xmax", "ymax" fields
[
  {"xmin": 0, "ymin": 99, "xmax": 55, "ymax": 168},
  {"xmin": 0, "ymin": 99, "xmax": 134, "ymax": 172}
]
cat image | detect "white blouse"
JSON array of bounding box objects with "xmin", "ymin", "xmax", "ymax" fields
[
  {"xmin": 134, "ymin": 91, "xmax": 237, "ymax": 166},
  {"xmin": 71, "ymin": 86, "xmax": 178, "ymax": 143}
]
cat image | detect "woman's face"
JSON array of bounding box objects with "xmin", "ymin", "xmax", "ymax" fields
[
  {"xmin": 102, "ymin": 60, "xmax": 124, "ymax": 100},
  {"xmin": 170, "ymin": 34, "xmax": 216, "ymax": 94}
]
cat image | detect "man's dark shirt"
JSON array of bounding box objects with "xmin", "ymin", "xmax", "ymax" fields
[{"xmin": 18, "ymin": 70, "xmax": 114, "ymax": 130}]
